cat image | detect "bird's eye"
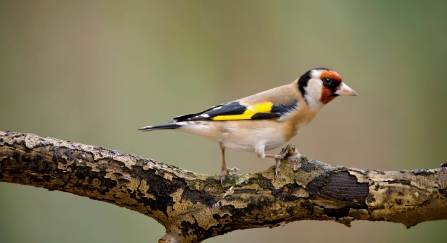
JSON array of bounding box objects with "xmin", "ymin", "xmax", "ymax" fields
[{"xmin": 322, "ymin": 77, "xmax": 333, "ymax": 86}]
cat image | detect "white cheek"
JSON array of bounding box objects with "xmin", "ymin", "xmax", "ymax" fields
[{"xmin": 304, "ymin": 78, "xmax": 324, "ymax": 110}]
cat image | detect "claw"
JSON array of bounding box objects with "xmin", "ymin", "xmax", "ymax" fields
[
  {"xmin": 220, "ymin": 166, "xmax": 240, "ymax": 185},
  {"xmin": 275, "ymin": 158, "xmax": 281, "ymax": 180},
  {"xmin": 274, "ymin": 153, "xmax": 286, "ymax": 180},
  {"xmin": 227, "ymin": 167, "xmax": 240, "ymax": 174},
  {"xmin": 266, "ymin": 144, "xmax": 299, "ymax": 181}
]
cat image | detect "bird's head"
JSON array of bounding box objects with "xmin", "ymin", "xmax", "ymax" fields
[{"xmin": 298, "ymin": 68, "xmax": 357, "ymax": 110}]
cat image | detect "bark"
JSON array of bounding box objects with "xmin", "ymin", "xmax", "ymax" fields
[{"xmin": 1, "ymin": 131, "xmax": 447, "ymax": 243}]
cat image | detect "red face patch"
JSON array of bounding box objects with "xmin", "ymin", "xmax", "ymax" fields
[
  {"xmin": 320, "ymin": 70, "xmax": 342, "ymax": 82},
  {"xmin": 320, "ymin": 87, "xmax": 336, "ymax": 104},
  {"xmin": 319, "ymin": 70, "xmax": 342, "ymax": 104}
]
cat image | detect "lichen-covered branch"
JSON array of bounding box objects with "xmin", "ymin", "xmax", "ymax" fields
[{"xmin": 1, "ymin": 131, "xmax": 447, "ymax": 243}]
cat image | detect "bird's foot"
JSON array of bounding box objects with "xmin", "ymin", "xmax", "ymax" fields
[
  {"xmin": 269, "ymin": 144, "xmax": 301, "ymax": 180},
  {"xmin": 273, "ymin": 155, "xmax": 284, "ymax": 180},
  {"xmin": 220, "ymin": 166, "xmax": 240, "ymax": 185}
]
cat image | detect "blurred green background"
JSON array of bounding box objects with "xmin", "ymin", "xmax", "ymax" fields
[{"xmin": 1, "ymin": 1, "xmax": 447, "ymax": 242}]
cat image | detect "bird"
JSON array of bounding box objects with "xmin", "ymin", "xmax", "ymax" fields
[{"xmin": 140, "ymin": 68, "xmax": 357, "ymax": 184}]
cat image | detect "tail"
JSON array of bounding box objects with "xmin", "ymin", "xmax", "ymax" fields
[{"xmin": 139, "ymin": 123, "xmax": 182, "ymax": 131}]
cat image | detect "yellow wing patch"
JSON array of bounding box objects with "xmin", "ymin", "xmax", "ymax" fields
[{"xmin": 212, "ymin": 102, "xmax": 273, "ymax": 121}]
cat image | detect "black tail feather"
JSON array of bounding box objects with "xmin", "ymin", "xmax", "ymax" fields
[{"xmin": 139, "ymin": 123, "xmax": 182, "ymax": 131}]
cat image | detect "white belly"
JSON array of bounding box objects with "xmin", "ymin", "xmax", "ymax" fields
[
  {"xmin": 219, "ymin": 126, "xmax": 286, "ymax": 152},
  {"xmin": 178, "ymin": 120, "xmax": 294, "ymax": 152}
]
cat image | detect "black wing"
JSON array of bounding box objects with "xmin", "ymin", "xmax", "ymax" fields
[{"xmin": 173, "ymin": 101, "xmax": 298, "ymax": 122}]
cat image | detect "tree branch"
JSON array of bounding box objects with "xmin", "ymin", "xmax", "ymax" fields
[{"xmin": 1, "ymin": 131, "xmax": 447, "ymax": 243}]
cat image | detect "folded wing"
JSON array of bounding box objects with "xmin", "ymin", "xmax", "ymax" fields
[{"xmin": 173, "ymin": 101, "xmax": 298, "ymax": 122}]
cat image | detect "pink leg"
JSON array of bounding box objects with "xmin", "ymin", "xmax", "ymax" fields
[
  {"xmin": 257, "ymin": 144, "xmax": 300, "ymax": 180},
  {"xmin": 264, "ymin": 154, "xmax": 284, "ymax": 180},
  {"xmin": 220, "ymin": 143, "xmax": 240, "ymax": 185}
]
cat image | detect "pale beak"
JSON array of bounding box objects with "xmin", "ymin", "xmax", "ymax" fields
[{"xmin": 335, "ymin": 83, "xmax": 358, "ymax": 96}]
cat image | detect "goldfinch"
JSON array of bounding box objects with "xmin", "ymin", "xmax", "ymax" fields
[{"xmin": 140, "ymin": 68, "xmax": 357, "ymax": 184}]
